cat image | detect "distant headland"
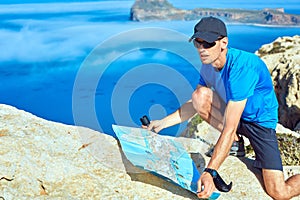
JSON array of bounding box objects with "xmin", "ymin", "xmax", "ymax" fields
[{"xmin": 130, "ymin": 0, "xmax": 300, "ymax": 26}]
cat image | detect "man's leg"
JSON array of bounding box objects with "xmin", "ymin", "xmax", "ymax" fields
[
  {"xmin": 238, "ymin": 121, "xmax": 300, "ymax": 199},
  {"xmin": 263, "ymin": 169, "xmax": 300, "ymax": 200},
  {"xmin": 192, "ymin": 86, "xmax": 243, "ymax": 157},
  {"xmin": 191, "ymin": 86, "xmax": 226, "ymax": 132}
]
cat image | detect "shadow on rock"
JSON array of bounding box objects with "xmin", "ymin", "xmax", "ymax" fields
[{"xmin": 238, "ymin": 157, "xmax": 266, "ymax": 192}]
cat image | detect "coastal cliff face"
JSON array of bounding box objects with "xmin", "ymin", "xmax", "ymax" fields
[
  {"xmin": 256, "ymin": 35, "xmax": 300, "ymax": 132},
  {"xmin": 130, "ymin": 0, "xmax": 300, "ymax": 25},
  {"xmin": 1, "ymin": 104, "xmax": 299, "ymax": 199}
]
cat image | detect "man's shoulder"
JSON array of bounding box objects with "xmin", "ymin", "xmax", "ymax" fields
[
  {"xmin": 228, "ymin": 47, "xmax": 254, "ymax": 57},
  {"xmin": 227, "ymin": 47, "xmax": 263, "ymax": 65}
]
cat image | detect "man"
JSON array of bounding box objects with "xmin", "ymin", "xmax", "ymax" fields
[{"xmin": 145, "ymin": 16, "xmax": 300, "ymax": 199}]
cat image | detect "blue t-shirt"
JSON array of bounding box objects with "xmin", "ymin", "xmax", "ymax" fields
[{"xmin": 198, "ymin": 47, "xmax": 278, "ymax": 129}]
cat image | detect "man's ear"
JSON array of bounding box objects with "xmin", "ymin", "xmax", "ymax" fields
[{"xmin": 220, "ymin": 37, "xmax": 228, "ymax": 49}]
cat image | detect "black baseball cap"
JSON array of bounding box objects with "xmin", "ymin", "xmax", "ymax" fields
[{"xmin": 189, "ymin": 16, "xmax": 227, "ymax": 43}]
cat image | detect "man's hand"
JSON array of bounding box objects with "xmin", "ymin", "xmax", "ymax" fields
[
  {"xmin": 197, "ymin": 172, "xmax": 215, "ymax": 199},
  {"xmin": 141, "ymin": 120, "xmax": 166, "ymax": 133}
]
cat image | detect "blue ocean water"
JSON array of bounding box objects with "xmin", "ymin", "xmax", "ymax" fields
[{"xmin": 0, "ymin": 1, "xmax": 299, "ymax": 137}]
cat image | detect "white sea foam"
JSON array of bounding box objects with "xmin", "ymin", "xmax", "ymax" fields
[{"xmin": 0, "ymin": 14, "xmax": 195, "ymax": 63}]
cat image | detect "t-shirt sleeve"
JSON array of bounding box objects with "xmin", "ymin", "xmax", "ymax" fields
[
  {"xmin": 227, "ymin": 66, "xmax": 259, "ymax": 101},
  {"xmin": 198, "ymin": 75, "xmax": 207, "ymax": 87}
]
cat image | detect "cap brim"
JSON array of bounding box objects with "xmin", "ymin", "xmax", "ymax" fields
[{"xmin": 189, "ymin": 32, "xmax": 219, "ymax": 43}]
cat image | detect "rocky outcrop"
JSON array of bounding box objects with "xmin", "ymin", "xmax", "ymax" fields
[
  {"xmin": 1, "ymin": 104, "xmax": 299, "ymax": 199},
  {"xmin": 130, "ymin": 0, "xmax": 187, "ymax": 21},
  {"xmin": 130, "ymin": 0, "xmax": 300, "ymax": 26},
  {"xmin": 0, "ymin": 104, "xmax": 194, "ymax": 199},
  {"xmin": 256, "ymin": 35, "xmax": 300, "ymax": 132}
]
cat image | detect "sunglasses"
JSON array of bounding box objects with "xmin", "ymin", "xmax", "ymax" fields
[{"xmin": 193, "ymin": 37, "xmax": 223, "ymax": 49}]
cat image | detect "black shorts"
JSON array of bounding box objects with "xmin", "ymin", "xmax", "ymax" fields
[{"xmin": 237, "ymin": 120, "xmax": 283, "ymax": 171}]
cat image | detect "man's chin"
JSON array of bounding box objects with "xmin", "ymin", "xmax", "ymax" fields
[{"xmin": 201, "ymin": 60, "xmax": 211, "ymax": 65}]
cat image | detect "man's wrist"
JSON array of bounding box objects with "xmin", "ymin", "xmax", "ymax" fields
[
  {"xmin": 203, "ymin": 168, "xmax": 218, "ymax": 178},
  {"xmin": 203, "ymin": 167, "xmax": 233, "ymax": 192}
]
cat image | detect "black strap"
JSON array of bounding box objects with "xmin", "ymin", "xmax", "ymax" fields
[{"xmin": 204, "ymin": 168, "xmax": 232, "ymax": 192}]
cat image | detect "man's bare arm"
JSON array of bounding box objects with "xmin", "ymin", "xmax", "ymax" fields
[
  {"xmin": 207, "ymin": 99, "xmax": 247, "ymax": 170},
  {"xmin": 147, "ymin": 99, "xmax": 197, "ymax": 132},
  {"xmin": 197, "ymin": 99, "xmax": 247, "ymax": 198}
]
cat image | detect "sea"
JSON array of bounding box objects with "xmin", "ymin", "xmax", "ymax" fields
[{"xmin": 0, "ymin": 0, "xmax": 299, "ymax": 137}]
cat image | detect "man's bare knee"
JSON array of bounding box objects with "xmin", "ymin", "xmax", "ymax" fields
[
  {"xmin": 192, "ymin": 87, "xmax": 212, "ymax": 100},
  {"xmin": 192, "ymin": 87, "xmax": 212, "ymax": 119}
]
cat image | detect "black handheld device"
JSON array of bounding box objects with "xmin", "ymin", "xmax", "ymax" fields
[{"xmin": 140, "ymin": 115, "xmax": 150, "ymax": 126}]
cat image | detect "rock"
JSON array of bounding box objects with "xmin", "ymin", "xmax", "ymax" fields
[
  {"xmin": 1, "ymin": 104, "xmax": 299, "ymax": 199},
  {"xmin": 0, "ymin": 104, "xmax": 200, "ymax": 200},
  {"xmin": 276, "ymin": 123, "xmax": 300, "ymax": 137},
  {"xmin": 256, "ymin": 35, "xmax": 300, "ymax": 132},
  {"xmin": 130, "ymin": 0, "xmax": 186, "ymax": 21},
  {"xmin": 130, "ymin": 0, "xmax": 300, "ymax": 26}
]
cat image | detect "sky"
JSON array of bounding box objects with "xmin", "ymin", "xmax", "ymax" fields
[
  {"xmin": 1, "ymin": 0, "xmax": 300, "ymax": 5},
  {"xmin": 0, "ymin": 0, "xmax": 102, "ymax": 3},
  {"xmin": 0, "ymin": 0, "xmax": 98, "ymax": 3}
]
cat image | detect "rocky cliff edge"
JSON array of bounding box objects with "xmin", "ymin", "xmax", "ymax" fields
[
  {"xmin": 130, "ymin": 0, "xmax": 300, "ymax": 26},
  {"xmin": 0, "ymin": 105, "xmax": 299, "ymax": 199},
  {"xmin": 256, "ymin": 35, "xmax": 300, "ymax": 132}
]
